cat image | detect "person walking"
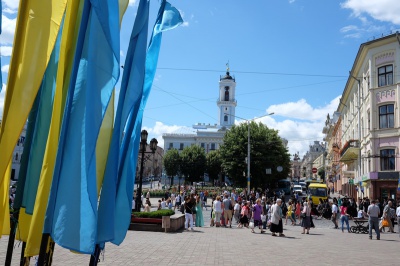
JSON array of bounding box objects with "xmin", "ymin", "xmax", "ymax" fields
[
  {"xmin": 331, "ymin": 199, "xmax": 339, "ymax": 229},
  {"xmin": 222, "ymin": 193, "xmax": 233, "ymax": 228},
  {"xmin": 301, "ymin": 201, "xmax": 312, "ymax": 234},
  {"xmin": 251, "ymin": 199, "xmax": 265, "ymax": 233},
  {"xmin": 239, "ymin": 201, "xmax": 250, "ymax": 228},
  {"xmin": 233, "ymin": 200, "xmax": 241, "ymax": 224},
  {"xmin": 213, "ymin": 196, "xmax": 223, "ymax": 227},
  {"xmin": 367, "ymin": 200, "xmax": 381, "ymax": 240},
  {"xmin": 195, "ymin": 196, "xmax": 204, "ymax": 227},
  {"xmin": 379, "ymin": 201, "xmax": 395, "ymax": 233},
  {"xmin": 270, "ymin": 199, "xmax": 285, "ymax": 237},
  {"xmin": 285, "ymin": 201, "xmax": 295, "ymax": 226},
  {"xmin": 396, "ymin": 202, "xmax": 400, "ymax": 238},
  {"xmin": 340, "ymin": 201, "xmax": 350, "ymax": 233},
  {"xmin": 184, "ymin": 195, "xmax": 196, "ymax": 231}
]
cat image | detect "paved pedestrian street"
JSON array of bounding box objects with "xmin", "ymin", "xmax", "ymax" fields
[{"xmin": 1, "ymin": 210, "xmax": 399, "ymax": 266}]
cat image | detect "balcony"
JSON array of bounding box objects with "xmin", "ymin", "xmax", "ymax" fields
[{"xmin": 340, "ymin": 140, "xmax": 360, "ymax": 164}]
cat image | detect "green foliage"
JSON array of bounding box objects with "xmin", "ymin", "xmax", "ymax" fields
[
  {"xmin": 206, "ymin": 150, "xmax": 222, "ymax": 183},
  {"xmin": 180, "ymin": 145, "xmax": 206, "ymax": 183},
  {"xmin": 318, "ymin": 168, "xmax": 325, "ymax": 181},
  {"xmin": 132, "ymin": 209, "xmax": 175, "ymax": 218},
  {"xmin": 163, "ymin": 148, "xmax": 180, "ymax": 178},
  {"xmin": 219, "ymin": 122, "xmax": 291, "ymax": 189}
]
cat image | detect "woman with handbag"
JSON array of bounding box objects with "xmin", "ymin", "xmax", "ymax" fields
[
  {"xmin": 251, "ymin": 199, "xmax": 265, "ymax": 233},
  {"xmin": 301, "ymin": 201, "xmax": 311, "ymax": 234},
  {"xmin": 379, "ymin": 201, "xmax": 395, "ymax": 233}
]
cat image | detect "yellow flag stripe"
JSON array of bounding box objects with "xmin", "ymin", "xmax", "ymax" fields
[
  {"xmin": 0, "ymin": 0, "xmax": 68, "ymax": 187},
  {"xmin": 24, "ymin": 0, "xmax": 80, "ymax": 257}
]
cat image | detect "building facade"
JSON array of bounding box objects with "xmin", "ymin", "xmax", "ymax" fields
[
  {"xmin": 323, "ymin": 33, "xmax": 400, "ymax": 201},
  {"xmin": 300, "ymin": 141, "xmax": 325, "ymax": 180}
]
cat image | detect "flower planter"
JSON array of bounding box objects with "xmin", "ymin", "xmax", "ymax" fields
[{"xmin": 131, "ymin": 216, "xmax": 162, "ymax": 224}]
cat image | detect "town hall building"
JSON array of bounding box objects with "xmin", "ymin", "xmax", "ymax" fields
[{"xmin": 162, "ymin": 67, "xmax": 237, "ymax": 153}]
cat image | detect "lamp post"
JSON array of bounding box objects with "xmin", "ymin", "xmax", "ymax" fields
[
  {"xmin": 135, "ymin": 130, "xmax": 158, "ymax": 212},
  {"xmin": 225, "ymin": 112, "xmax": 274, "ymax": 197}
]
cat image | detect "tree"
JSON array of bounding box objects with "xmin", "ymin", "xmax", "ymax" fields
[
  {"xmin": 206, "ymin": 150, "xmax": 222, "ymax": 184},
  {"xmin": 163, "ymin": 149, "xmax": 180, "ymax": 187},
  {"xmin": 318, "ymin": 168, "xmax": 325, "ymax": 181},
  {"xmin": 180, "ymin": 145, "xmax": 206, "ymax": 184},
  {"xmin": 220, "ymin": 121, "xmax": 291, "ymax": 189}
]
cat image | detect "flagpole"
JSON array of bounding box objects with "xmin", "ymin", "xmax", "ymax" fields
[
  {"xmin": 37, "ymin": 233, "xmax": 50, "ymax": 265},
  {"xmin": 89, "ymin": 244, "xmax": 101, "ymax": 266},
  {"xmin": 5, "ymin": 211, "xmax": 19, "ymax": 266}
]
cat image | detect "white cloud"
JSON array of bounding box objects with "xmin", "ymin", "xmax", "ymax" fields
[
  {"xmin": 340, "ymin": 25, "xmax": 359, "ymax": 33},
  {"xmin": 289, "ymin": 0, "xmax": 296, "ymax": 3},
  {"xmin": 145, "ymin": 121, "xmax": 195, "ymax": 148},
  {"xmin": 1, "ymin": 64, "xmax": 9, "ymax": 73},
  {"xmin": 1, "ymin": 15, "xmax": 17, "ymax": 45},
  {"xmin": 266, "ymin": 97, "xmax": 340, "ymax": 122},
  {"xmin": 258, "ymin": 96, "xmax": 341, "ymax": 156},
  {"xmin": 1, "ymin": 46, "xmax": 13, "ymax": 56},
  {"xmin": 3, "ymin": 7, "xmax": 17, "ymax": 15},
  {"xmin": 178, "ymin": 10, "xmax": 189, "ymax": 27},
  {"xmin": 2, "ymin": 0, "xmax": 19, "ymax": 10},
  {"xmin": 341, "ymin": 0, "xmax": 400, "ymax": 25}
]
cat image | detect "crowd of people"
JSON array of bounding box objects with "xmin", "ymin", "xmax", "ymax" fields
[
  {"xmin": 134, "ymin": 187, "xmax": 400, "ymax": 240},
  {"xmin": 174, "ymin": 189, "xmax": 400, "ymax": 240}
]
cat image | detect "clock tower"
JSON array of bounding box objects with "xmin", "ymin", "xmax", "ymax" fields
[{"xmin": 217, "ymin": 64, "xmax": 237, "ymax": 127}]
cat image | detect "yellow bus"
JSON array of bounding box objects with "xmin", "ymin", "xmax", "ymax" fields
[{"xmin": 308, "ymin": 183, "xmax": 328, "ymax": 205}]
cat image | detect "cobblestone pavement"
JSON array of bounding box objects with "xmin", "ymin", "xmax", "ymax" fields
[{"xmin": 1, "ymin": 204, "xmax": 399, "ymax": 266}]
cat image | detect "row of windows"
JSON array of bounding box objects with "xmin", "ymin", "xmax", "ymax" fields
[{"xmin": 168, "ymin": 142, "xmax": 216, "ymax": 150}]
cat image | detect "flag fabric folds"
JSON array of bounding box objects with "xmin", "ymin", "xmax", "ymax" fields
[
  {"xmin": 0, "ymin": 0, "xmax": 67, "ymax": 192},
  {"xmin": 25, "ymin": 0, "xmax": 84, "ymax": 256},
  {"xmin": 102, "ymin": 0, "xmax": 182, "ymax": 246},
  {"xmin": 44, "ymin": 0, "xmax": 120, "ymax": 254},
  {"xmin": 0, "ymin": 0, "xmax": 67, "ymax": 238},
  {"xmin": 0, "ymin": 162, "xmax": 11, "ymax": 236},
  {"xmin": 97, "ymin": 0, "xmax": 150, "ymax": 244}
]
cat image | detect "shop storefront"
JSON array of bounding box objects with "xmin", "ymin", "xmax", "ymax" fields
[{"xmin": 359, "ymin": 172, "xmax": 400, "ymax": 202}]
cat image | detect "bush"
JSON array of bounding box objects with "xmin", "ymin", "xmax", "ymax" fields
[{"xmin": 132, "ymin": 209, "xmax": 174, "ymax": 219}]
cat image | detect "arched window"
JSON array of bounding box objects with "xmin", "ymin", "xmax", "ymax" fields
[
  {"xmin": 224, "ymin": 115, "xmax": 228, "ymax": 122},
  {"xmin": 224, "ymin": 86, "xmax": 229, "ymax": 101},
  {"xmin": 224, "ymin": 90, "xmax": 229, "ymax": 101}
]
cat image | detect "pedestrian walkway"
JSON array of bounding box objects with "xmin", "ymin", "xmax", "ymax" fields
[{"xmin": 1, "ymin": 207, "xmax": 399, "ymax": 266}]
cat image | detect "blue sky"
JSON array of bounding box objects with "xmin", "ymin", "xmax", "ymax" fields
[{"xmin": 1, "ymin": 0, "xmax": 400, "ymax": 157}]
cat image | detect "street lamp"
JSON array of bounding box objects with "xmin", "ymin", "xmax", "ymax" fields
[
  {"xmin": 225, "ymin": 112, "xmax": 274, "ymax": 198},
  {"xmin": 135, "ymin": 130, "xmax": 158, "ymax": 212}
]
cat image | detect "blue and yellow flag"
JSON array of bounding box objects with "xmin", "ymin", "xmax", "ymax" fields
[
  {"xmin": 110, "ymin": 0, "xmax": 182, "ymax": 245},
  {"xmin": 44, "ymin": 0, "xmax": 120, "ymax": 254},
  {"xmin": 97, "ymin": 0, "xmax": 150, "ymax": 244}
]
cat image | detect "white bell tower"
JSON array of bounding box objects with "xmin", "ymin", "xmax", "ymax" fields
[{"xmin": 217, "ymin": 64, "xmax": 237, "ymax": 127}]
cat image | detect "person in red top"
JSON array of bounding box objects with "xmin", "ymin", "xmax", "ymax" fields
[
  {"xmin": 340, "ymin": 201, "xmax": 350, "ymax": 233},
  {"xmin": 238, "ymin": 201, "xmax": 250, "ymax": 228}
]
